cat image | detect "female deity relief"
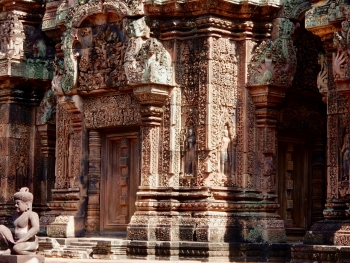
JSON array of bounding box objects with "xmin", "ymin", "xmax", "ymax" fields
[
  {"xmin": 218, "ymin": 126, "xmax": 234, "ymax": 179},
  {"xmin": 181, "ymin": 126, "xmax": 197, "ymax": 177}
]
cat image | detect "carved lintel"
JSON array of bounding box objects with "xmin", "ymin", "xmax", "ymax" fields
[{"xmin": 37, "ymin": 123, "xmax": 56, "ymax": 156}]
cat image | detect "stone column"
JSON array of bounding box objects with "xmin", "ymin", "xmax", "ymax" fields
[
  {"xmin": 247, "ymin": 84, "xmax": 289, "ymax": 194},
  {"xmin": 85, "ymin": 130, "xmax": 101, "ymax": 235},
  {"xmin": 247, "ymin": 19, "xmax": 297, "ymax": 194},
  {"xmin": 133, "ymin": 85, "xmax": 172, "ymax": 187},
  {"xmin": 301, "ymin": 4, "xmax": 350, "ymax": 247},
  {"xmin": 46, "ymin": 95, "xmax": 88, "ymax": 237}
]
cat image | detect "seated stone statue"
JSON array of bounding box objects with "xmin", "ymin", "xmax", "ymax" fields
[{"xmin": 0, "ymin": 187, "xmax": 39, "ymax": 255}]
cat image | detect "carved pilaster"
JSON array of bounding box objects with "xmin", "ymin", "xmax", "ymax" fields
[
  {"xmin": 248, "ymin": 84, "xmax": 289, "ymax": 193},
  {"xmin": 133, "ymin": 85, "xmax": 172, "ymax": 187},
  {"xmin": 46, "ymin": 94, "xmax": 88, "ymax": 237},
  {"xmin": 247, "ymin": 18, "xmax": 297, "ymax": 194},
  {"xmin": 86, "ymin": 130, "xmax": 101, "ymax": 235}
]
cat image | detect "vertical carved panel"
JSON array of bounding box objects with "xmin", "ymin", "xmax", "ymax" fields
[
  {"xmin": 328, "ymin": 114, "xmax": 338, "ymax": 198},
  {"xmin": 55, "ymin": 104, "xmax": 70, "ymax": 189},
  {"xmin": 86, "ymin": 130, "xmax": 101, "ymax": 235},
  {"xmin": 141, "ymin": 126, "xmax": 159, "ymax": 187},
  {"xmin": 70, "ymin": 132, "xmax": 82, "ymax": 188}
]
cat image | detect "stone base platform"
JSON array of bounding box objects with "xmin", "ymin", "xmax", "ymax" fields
[
  {"xmin": 128, "ymin": 241, "xmax": 291, "ymax": 262},
  {"xmin": 0, "ymin": 255, "xmax": 45, "ymax": 263},
  {"xmin": 38, "ymin": 237, "xmax": 127, "ymax": 260},
  {"xmin": 37, "ymin": 237, "xmax": 292, "ymax": 262},
  {"xmin": 291, "ymin": 244, "xmax": 350, "ymax": 263},
  {"xmin": 304, "ymin": 220, "xmax": 350, "ymax": 245}
]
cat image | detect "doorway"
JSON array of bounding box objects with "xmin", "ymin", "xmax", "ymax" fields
[
  {"xmin": 100, "ymin": 130, "xmax": 140, "ymax": 234},
  {"xmin": 278, "ymin": 138, "xmax": 309, "ymax": 236}
]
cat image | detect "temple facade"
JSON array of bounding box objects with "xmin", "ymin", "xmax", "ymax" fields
[{"xmin": 0, "ymin": 0, "xmax": 350, "ymax": 261}]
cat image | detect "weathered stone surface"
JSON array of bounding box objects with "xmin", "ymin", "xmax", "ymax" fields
[
  {"xmin": 0, "ymin": 255, "xmax": 44, "ymax": 263},
  {"xmin": 0, "ymin": 0, "xmax": 344, "ymax": 260}
]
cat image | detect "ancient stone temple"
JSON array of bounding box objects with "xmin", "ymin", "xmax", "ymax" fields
[{"xmin": 1, "ymin": 0, "xmax": 350, "ymax": 261}]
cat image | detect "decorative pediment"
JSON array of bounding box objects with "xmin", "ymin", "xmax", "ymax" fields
[{"xmin": 282, "ymin": 0, "xmax": 311, "ymax": 21}]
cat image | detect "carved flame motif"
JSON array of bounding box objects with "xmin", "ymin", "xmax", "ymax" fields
[
  {"xmin": 333, "ymin": 20, "xmax": 350, "ymax": 80},
  {"xmin": 317, "ymin": 53, "xmax": 328, "ymax": 95},
  {"xmin": 248, "ymin": 18, "xmax": 297, "ymax": 87}
]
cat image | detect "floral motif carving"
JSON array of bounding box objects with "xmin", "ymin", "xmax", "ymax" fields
[
  {"xmin": 55, "ymin": 104, "xmax": 70, "ymax": 189},
  {"xmin": 84, "ymin": 94, "xmax": 141, "ymax": 129}
]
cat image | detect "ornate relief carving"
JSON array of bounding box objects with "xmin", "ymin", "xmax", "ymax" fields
[
  {"xmin": 282, "ymin": 0, "xmax": 311, "ymax": 20},
  {"xmin": 86, "ymin": 130, "xmax": 101, "ymax": 234},
  {"xmin": 317, "ymin": 53, "xmax": 328, "ymax": 96},
  {"xmin": 84, "ymin": 94, "xmax": 141, "ymax": 129},
  {"xmin": 248, "ymin": 18, "xmax": 297, "ymax": 87},
  {"xmin": 65, "ymin": 2, "xmax": 130, "ymax": 29},
  {"xmin": 52, "ymin": 58, "xmax": 64, "ymax": 94},
  {"xmin": 140, "ymin": 125, "xmax": 159, "ymax": 187},
  {"xmin": 0, "ymin": 14, "xmax": 24, "ymax": 60},
  {"xmin": 278, "ymin": 93, "xmax": 326, "ymax": 134},
  {"xmin": 177, "ymin": 38, "xmax": 209, "ymax": 106},
  {"xmin": 55, "ymin": 104, "xmax": 70, "ymax": 189},
  {"xmin": 37, "ymin": 90, "xmax": 57, "ymax": 125},
  {"xmin": 74, "ymin": 22, "xmax": 128, "ymax": 92},
  {"xmin": 125, "ymin": 18, "xmax": 173, "ymax": 86},
  {"xmin": 333, "ymin": 20, "xmax": 350, "ymax": 80},
  {"xmin": 61, "ymin": 29, "xmax": 78, "ymax": 93}
]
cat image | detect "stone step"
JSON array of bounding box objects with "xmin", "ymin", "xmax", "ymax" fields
[
  {"xmin": 61, "ymin": 249, "xmax": 91, "ymax": 259},
  {"xmin": 68, "ymin": 242, "xmax": 98, "ymax": 247},
  {"xmin": 92, "ymin": 240, "xmax": 128, "ymax": 259},
  {"xmin": 39, "ymin": 237, "xmax": 128, "ymax": 260},
  {"xmin": 42, "ymin": 248, "xmax": 64, "ymax": 258}
]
